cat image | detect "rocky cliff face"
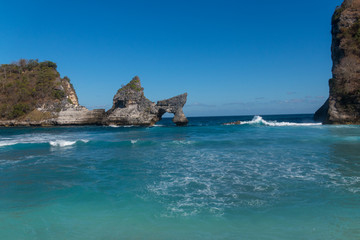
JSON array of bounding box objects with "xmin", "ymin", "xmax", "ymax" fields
[
  {"xmin": 0, "ymin": 60, "xmax": 188, "ymax": 126},
  {"xmin": 0, "ymin": 59, "xmax": 92, "ymax": 126},
  {"xmin": 106, "ymin": 76, "xmax": 160, "ymax": 125},
  {"xmin": 62, "ymin": 77, "xmax": 79, "ymax": 106},
  {"xmin": 156, "ymin": 93, "xmax": 188, "ymax": 126},
  {"xmin": 315, "ymin": 0, "xmax": 360, "ymax": 124},
  {"xmin": 106, "ymin": 76, "xmax": 188, "ymax": 126}
]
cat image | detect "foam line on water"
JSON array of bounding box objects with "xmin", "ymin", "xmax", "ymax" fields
[
  {"xmin": 231, "ymin": 116, "xmax": 322, "ymax": 127},
  {"xmin": 49, "ymin": 140, "xmax": 76, "ymax": 147},
  {"xmin": 0, "ymin": 142, "xmax": 17, "ymax": 147},
  {"xmin": 49, "ymin": 139, "xmax": 89, "ymax": 147},
  {"xmin": 109, "ymin": 125, "xmax": 135, "ymax": 128}
]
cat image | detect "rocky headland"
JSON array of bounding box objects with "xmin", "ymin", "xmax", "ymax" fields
[
  {"xmin": 315, "ymin": 0, "xmax": 360, "ymax": 124},
  {"xmin": 105, "ymin": 76, "xmax": 188, "ymax": 126},
  {"xmin": 0, "ymin": 60, "xmax": 188, "ymax": 126}
]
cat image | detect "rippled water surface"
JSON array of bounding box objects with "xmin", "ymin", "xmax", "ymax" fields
[{"xmin": 0, "ymin": 114, "xmax": 360, "ymax": 239}]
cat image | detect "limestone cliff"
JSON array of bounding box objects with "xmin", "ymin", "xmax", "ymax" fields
[
  {"xmin": 315, "ymin": 0, "xmax": 360, "ymax": 124},
  {"xmin": 156, "ymin": 93, "xmax": 188, "ymax": 126},
  {"xmin": 0, "ymin": 59, "xmax": 106, "ymax": 126},
  {"xmin": 106, "ymin": 76, "xmax": 188, "ymax": 126},
  {"xmin": 106, "ymin": 76, "xmax": 160, "ymax": 125},
  {"xmin": 0, "ymin": 60, "xmax": 188, "ymax": 126},
  {"xmin": 62, "ymin": 77, "xmax": 79, "ymax": 106}
]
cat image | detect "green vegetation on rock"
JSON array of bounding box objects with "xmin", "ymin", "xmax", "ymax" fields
[
  {"xmin": 118, "ymin": 76, "xmax": 143, "ymax": 93},
  {"xmin": 21, "ymin": 109, "xmax": 54, "ymax": 122},
  {"xmin": 0, "ymin": 59, "xmax": 71, "ymax": 120},
  {"xmin": 10, "ymin": 103, "xmax": 30, "ymax": 119}
]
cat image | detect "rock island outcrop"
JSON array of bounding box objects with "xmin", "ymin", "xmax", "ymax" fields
[
  {"xmin": 315, "ymin": 0, "xmax": 360, "ymax": 124},
  {"xmin": 106, "ymin": 76, "xmax": 188, "ymax": 126},
  {"xmin": 0, "ymin": 59, "xmax": 188, "ymax": 126}
]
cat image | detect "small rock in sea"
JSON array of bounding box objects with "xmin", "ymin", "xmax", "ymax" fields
[{"xmin": 223, "ymin": 121, "xmax": 241, "ymax": 125}]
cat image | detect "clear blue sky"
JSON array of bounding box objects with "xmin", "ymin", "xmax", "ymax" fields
[{"xmin": 0, "ymin": 0, "xmax": 342, "ymax": 116}]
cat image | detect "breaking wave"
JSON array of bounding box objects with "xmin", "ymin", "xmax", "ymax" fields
[
  {"xmin": 0, "ymin": 139, "xmax": 90, "ymax": 148},
  {"xmin": 227, "ymin": 116, "xmax": 322, "ymax": 127},
  {"xmin": 0, "ymin": 141, "xmax": 18, "ymax": 147},
  {"xmin": 49, "ymin": 139, "xmax": 89, "ymax": 147},
  {"xmin": 109, "ymin": 125, "xmax": 135, "ymax": 128}
]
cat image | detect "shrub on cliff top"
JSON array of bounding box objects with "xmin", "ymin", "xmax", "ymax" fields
[
  {"xmin": 39, "ymin": 61, "xmax": 57, "ymax": 70},
  {"xmin": 118, "ymin": 76, "xmax": 143, "ymax": 93}
]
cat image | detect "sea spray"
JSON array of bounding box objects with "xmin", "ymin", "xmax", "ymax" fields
[
  {"xmin": 49, "ymin": 139, "xmax": 89, "ymax": 147},
  {"xmin": 225, "ymin": 115, "xmax": 322, "ymax": 127}
]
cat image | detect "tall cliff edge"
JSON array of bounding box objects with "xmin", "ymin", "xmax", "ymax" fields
[{"xmin": 315, "ymin": 0, "xmax": 360, "ymax": 124}]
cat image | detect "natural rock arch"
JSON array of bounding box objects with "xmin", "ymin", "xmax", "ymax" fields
[
  {"xmin": 156, "ymin": 93, "xmax": 189, "ymax": 126},
  {"xmin": 105, "ymin": 76, "xmax": 188, "ymax": 126}
]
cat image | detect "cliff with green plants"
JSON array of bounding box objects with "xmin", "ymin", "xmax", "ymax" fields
[
  {"xmin": 0, "ymin": 59, "xmax": 80, "ymax": 122},
  {"xmin": 0, "ymin": 59, "xmax": 106, "ymax": 126},
  {"xmin": 315, "ymin": 0, "xmax": 360, "ymax": 124},
  {"xmin": 0, "ymin": 60, "xmax": 188, "ymax": 126}
]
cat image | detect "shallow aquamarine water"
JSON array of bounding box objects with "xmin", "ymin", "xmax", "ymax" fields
[{"xmin": 0, "ymin": 115, "xmax": 359, "ymax": 239}]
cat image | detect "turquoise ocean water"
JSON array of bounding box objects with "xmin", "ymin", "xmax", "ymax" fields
[{"xmin": 0, "ymin": 114, "xmax": 359, "ymax": 239}]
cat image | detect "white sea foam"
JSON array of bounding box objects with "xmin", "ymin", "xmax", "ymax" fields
[
  {"xmin": 131, "ymin": 140, "xmax": 138, "ymax": 144},
  {"xmin": 172, "ymin": 140, "xmax": 194, "ymax": 145},
  {"xmin": 0, "ymin": 142, "xmax": 17, "ymax": 147},
  {"xmin": 0, "ymin": 138, "xmax": 51, "ymax": 147},
  {"xmin": 0, "ymin": 138, "xmax": 90, "ymax": 148},
  {"xmin": 0, "ymin": 159, "xmax": 21, "ymax": 166},
  {"xmin": 109, "ymin": 125, "xmax": 135, "ymax": 128},
  {"xmin": 0, "ymin": 135, "xmax": 52, "ymax": 147},
  {"xmin": 146, "ymin": 144, "xmax": 353, "ymax": 216},
  {"xmin": 231, "ymin": 116, "xmax": 322, "ymax": 127},
  {"xmin": 49, "ymin": 140, "xmax": 77, "ymax": 147},
  {"xmin": 49, "ymin": 139, "xmax": 89, "ymax": 147}
]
